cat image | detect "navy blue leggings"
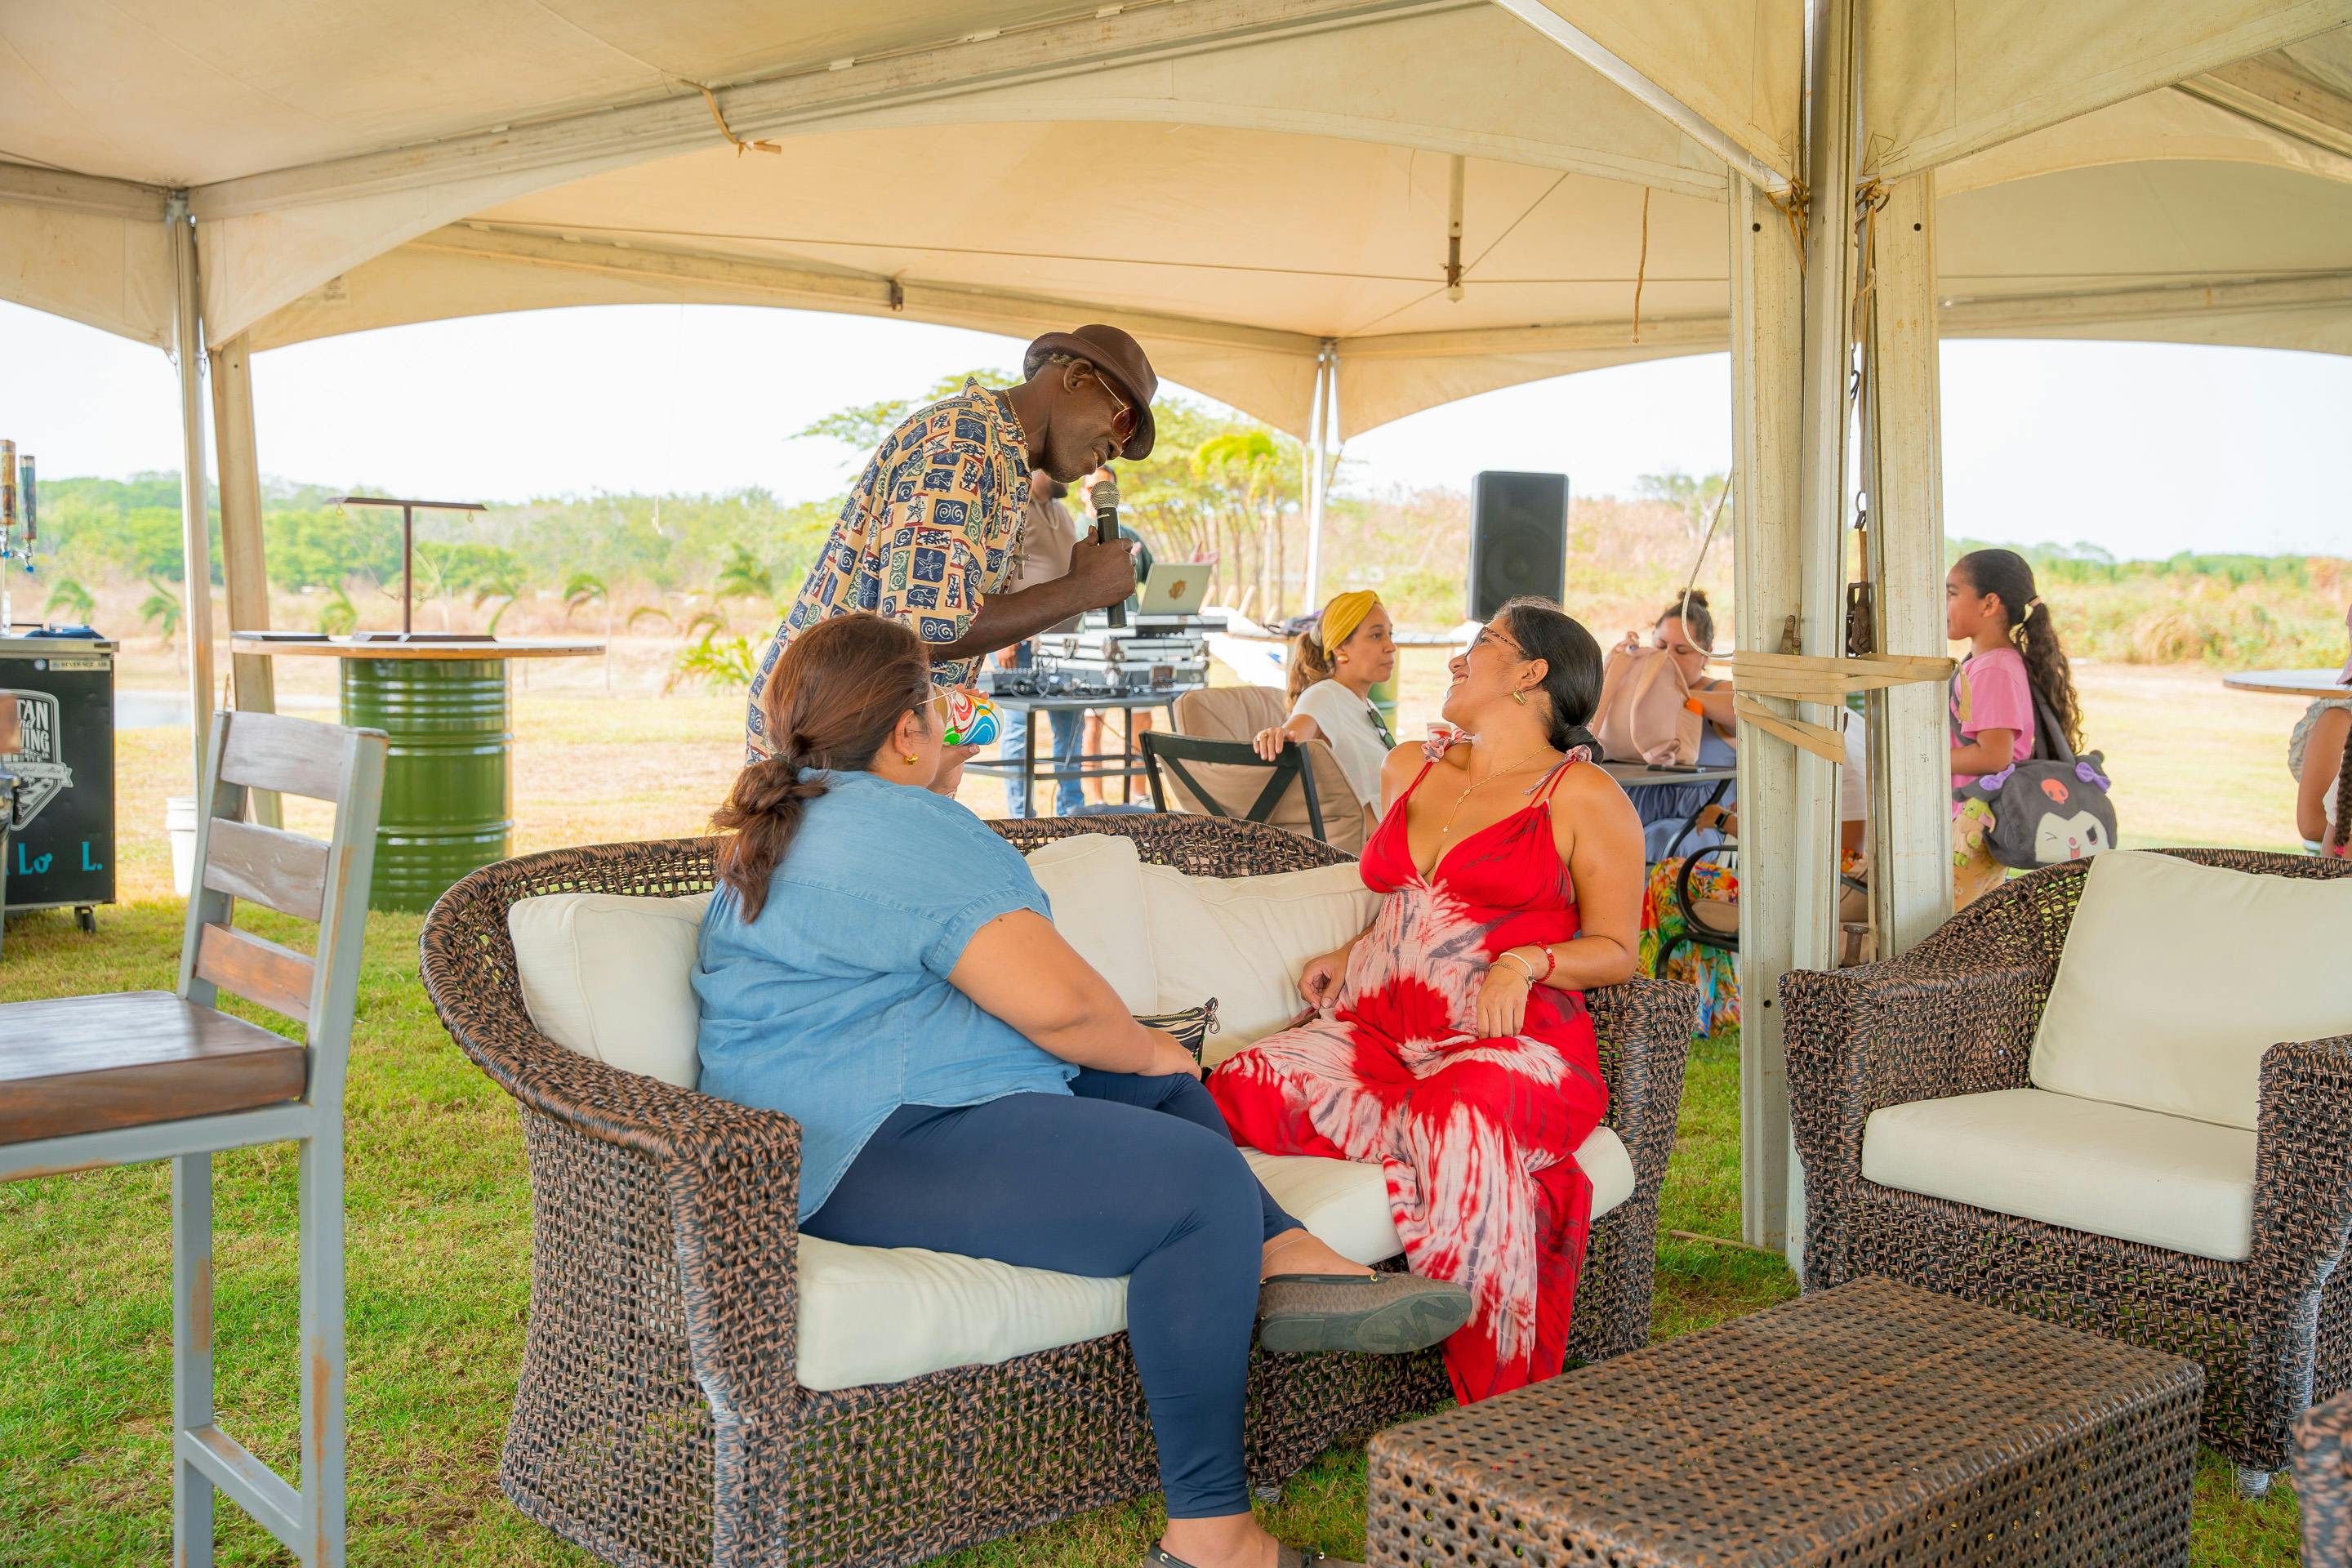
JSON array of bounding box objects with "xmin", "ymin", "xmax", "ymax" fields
[{"xmin": 803, "ymin": 1069, "xmax": 1300, "ymax": 1517}]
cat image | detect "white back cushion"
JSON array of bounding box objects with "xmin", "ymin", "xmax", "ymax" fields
[
  {"xmin": 2029, "ymin": 851, "xmax": 2352, "ymax": 1130},
  {"xmin": 1138, "ymin": 861, "xmax": 1381, "ymax": 1053},
  {"xmin": 508, "ymin": 891, "xmax": 710, "ymax": 1088},
  {"xmin": 1023, "ymin": 833, "xmax": 1157, "ymax": 1011}
]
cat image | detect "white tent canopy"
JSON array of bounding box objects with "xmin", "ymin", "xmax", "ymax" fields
[
  {"xmin": 4, "ymin": 0, "xmax": 2348, "ymax": 1263},
  {"xmin": 4, "ymin": 2, "xmax": 2347, "ymax": 436}
]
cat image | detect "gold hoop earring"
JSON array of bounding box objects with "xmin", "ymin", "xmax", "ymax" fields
[{"xmin": 1512, "ymin": 689, "xmax": 1527, "ymax": 706}]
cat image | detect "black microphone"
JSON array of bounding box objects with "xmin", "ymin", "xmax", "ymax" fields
[{"xmin": 1092, "ymin": 474, "xmax": 1127, "ymax": 630}]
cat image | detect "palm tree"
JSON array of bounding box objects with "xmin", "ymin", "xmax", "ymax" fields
[
  {"xmin": 43, "ymin": 577, "xmax": 96, "ymax": 626},
  {"xmin": 472, "ymin": 570, "xmax": 524, "ymax": 637},
  {"xmin": 564, "ymin": 572, "xmax": 615, "ymax": 692},
  {"xmin": 1195, "ymin": 430, "xmax": 1285, "ymax": 616},
  {"xmin": 714, "ymin": 545, "xmax": 774, "ymax": 607},
  {"xmin": 317, "ymin": 583, "xmax": 359, "ymax": 637},
  {"xmin": 140, "ymin": 579, "xmax": 185, "ymax": 673}
]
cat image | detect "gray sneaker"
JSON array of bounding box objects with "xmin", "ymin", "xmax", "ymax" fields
[
  {"xmin": 1146, "ymin": 1544, "xmax": 1363, "ymax": 1568},
  {"xmin": 1255, "ymin": 1272, "xmax": 1472, "ymax": 1356}
]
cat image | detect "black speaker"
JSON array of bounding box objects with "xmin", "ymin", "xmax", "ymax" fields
[{"xmin": 1468, "ymin": 470, "xmax": 1568, "ymax": 621}]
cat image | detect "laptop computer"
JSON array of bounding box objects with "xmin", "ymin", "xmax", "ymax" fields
[{"xmin": 1134, "ymin": 561, "xmax": 1214, "ymax": 617}]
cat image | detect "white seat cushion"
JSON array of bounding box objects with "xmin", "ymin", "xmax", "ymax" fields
[
  {"xmin": 508, "ymin": 891, "xmax": 710, "ymax": 1087},
  {"xmin": 1138, "ymin": 860, "xmax": 1381, "ymax": 1052},
  {"xmin": 2030, "ymin": 850, "xmax": 2352, "ymax": 1131},
  {"xmin": 1861, "ymin": 1087, "xmax": 2257, "ymax": 1262},
  {"xmin": 794, "ymin": 1128, "xmax": 1639, "ymax": 1390},
  {"xmin": 1023, "ymin": 833, "xmax": 1158, "ymax": 1012}
]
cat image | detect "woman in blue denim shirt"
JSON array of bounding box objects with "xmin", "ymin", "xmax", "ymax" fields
[{"xmin": 696, "ymin": 613, "xmax": 1468, "ymax": 1568}]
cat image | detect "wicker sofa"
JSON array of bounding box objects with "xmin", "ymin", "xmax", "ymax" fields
[
  {"xmin": 418, "ymin": 814, "xmax": 1695, "ymax": 1568},
  {"xmin": 1781, "ymin": 848, "xmax": 2352, "ymax": 1490}
]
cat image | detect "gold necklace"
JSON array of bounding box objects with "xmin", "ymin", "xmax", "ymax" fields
[{"xmin": 1437, "ymin": 745, "xmax": 1556, "ymax": 840}]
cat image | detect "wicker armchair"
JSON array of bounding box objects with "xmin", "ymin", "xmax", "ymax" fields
[
  {"xmin": 2299, "ymin": 1390, "xmax": 2352, "ymax": 1567},
  {"xmin": 419, "ymin": 813, "xmax": 1695, "ymax": 1568},
  {"xmin": 1781, "ymin": 849, "xmax": 2352, "ymax": 1490}
]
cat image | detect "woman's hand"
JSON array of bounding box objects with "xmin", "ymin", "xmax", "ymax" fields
[
  {"xmin": 1297, "ymin": 945, "xmax": 1351, "ymax": 1011},
  {"xmin": 1254, "ymin": 715, "xmax": 1320, "ymax": 762},
  {"xmin": 1476, "ymin": 956, "xmax": 1532, "ymax": 1040},
  {"xmin": 1143, "ymin": 1028, "xmax": 1205, "ymax": 1081}
]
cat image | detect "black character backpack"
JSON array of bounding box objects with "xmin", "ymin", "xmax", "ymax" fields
[{"xmin": 1953, "ymin": 688, "xmax": 2118, "ymax": 870}]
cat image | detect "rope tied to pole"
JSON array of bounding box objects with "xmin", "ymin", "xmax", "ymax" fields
[
  {"xmin": 1731, "ymin": 649, "xmax": 1955, "ymax": 762},
  {"xmin": 696, "ymin": 85, "xmax": 782, "ymax": 157},
  {"xmin": 1631, "ymin": 187, "xmax": 1651, "ymax": 342}
]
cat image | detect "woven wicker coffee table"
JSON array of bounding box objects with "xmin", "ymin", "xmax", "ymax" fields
[{"xmin": 1367, "ymin": 1276, "xmax": 2203, "ymax": 1566}]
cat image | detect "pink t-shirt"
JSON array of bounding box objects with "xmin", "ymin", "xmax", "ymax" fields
[{"xmin": 1951, "ymin": 645, "xmax": 2037, "ymax": 791}]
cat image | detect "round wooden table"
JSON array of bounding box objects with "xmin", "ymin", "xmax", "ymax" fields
[
  {"xmin": 231, "ymin": 636, "xmax": 601, "ymax": 911},
  {"xmin": 2221, "ymin": 668, "xmax": 2352, "ymax": 697}
]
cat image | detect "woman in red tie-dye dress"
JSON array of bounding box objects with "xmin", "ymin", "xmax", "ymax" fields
[{"xmin": 1210, "ymin": 599, "xmax": 1645, "ymax": 1402}]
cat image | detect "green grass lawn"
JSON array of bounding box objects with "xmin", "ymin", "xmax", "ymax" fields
[{"xmin": 0, "ymin": 662, "xmax": 2323, "ymax": 1565}]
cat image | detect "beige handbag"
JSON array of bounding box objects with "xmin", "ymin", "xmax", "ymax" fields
[{"xmin": 1595, "ymin": 645, "xmax": 1704, "ymax": 765}]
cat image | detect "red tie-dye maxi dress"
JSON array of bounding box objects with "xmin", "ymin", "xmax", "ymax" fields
[{"xmin": 1209, "ymin": 752, "xmax": 1607, "ymax": 1402}]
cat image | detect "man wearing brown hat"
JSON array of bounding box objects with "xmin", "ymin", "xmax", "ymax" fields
[{"xmin": 747, "ymin": 323, "xmax": 1159, "ymax": 764}]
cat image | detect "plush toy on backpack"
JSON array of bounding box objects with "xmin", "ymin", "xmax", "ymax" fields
[{"xmin": 1951, "ymin": 708, "xmax": 2118, "ymax": 868}]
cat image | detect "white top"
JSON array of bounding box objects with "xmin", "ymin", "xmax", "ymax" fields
[
  {"xmin": 1005, "ymin": 491, "xmax": 1083, "ymax": 635},
  {"xmin": 1291, "ymin": 679, "xmax": 1393, "ymax": 810}
]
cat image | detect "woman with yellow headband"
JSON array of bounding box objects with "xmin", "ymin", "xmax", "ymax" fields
[{"xmin": 1253, "ymin": 590, "xmax": 1397, "ymax": 835}]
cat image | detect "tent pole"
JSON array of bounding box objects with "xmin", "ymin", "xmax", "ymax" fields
[
  {"xmin": 1303, "ymin": 341, "xmax": 1333, "ymax": 612},
  {"xmin": 1726, "ymin": 174, "xmax": 1806, "ymax": 1259},
  {"xmin": 1860, "ymin": 174, "xmax": 1953, "ymax": 951},
  {"xmin": 210, "ymin": 333, "xmax": 281, "ymax": 827},
  {"xmin": 168, "ymin": 194, "xmax": 218, "ymax": 793},
  {"xmin": 1775, "ymin": 0, "xmax": 1866, "ymax": 1270}
]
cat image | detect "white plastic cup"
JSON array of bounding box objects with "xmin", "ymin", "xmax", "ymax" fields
[{"xmin": 167, "ymin": 796, "xmax": 198, "ymax": 897}]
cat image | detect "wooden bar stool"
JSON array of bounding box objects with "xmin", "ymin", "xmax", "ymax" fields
[{"xmin": 0, "ymin": 710, "xmax": 385, "ymax": 1568}]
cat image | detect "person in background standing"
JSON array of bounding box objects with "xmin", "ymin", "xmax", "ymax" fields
[
  {"xmin": 1944, "ymin": 547, "xmax": 2085, "ymax": 906},
  {"xmin": 746, "ymin": 325, "xmax": 1156, "ymax": 780},
  {"xmin": 1075, "ymin": 466, "xmax": 1160, "ymax": 806},
  {"xmin": 994, "ymin": 469, "xmax": 1089, "ymax": 817}
]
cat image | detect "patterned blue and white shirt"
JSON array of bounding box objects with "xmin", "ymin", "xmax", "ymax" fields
[{"xmin": 748, "ymin": 380, "xmax": 1030, "ymax": 760}]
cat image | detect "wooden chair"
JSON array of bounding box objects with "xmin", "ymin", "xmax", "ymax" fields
[
  {"xmin": 0, "ymin": 710, "xmax": 385, "ymax": 1568},
  {"xmin": 1142, "ymin": 730, "xmax": 1330, "ymax": 844}
]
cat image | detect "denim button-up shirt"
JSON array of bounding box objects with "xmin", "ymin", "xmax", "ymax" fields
[{"xmin": 693, "ymin": 769, "xmax": 1073, "ymax": 1218}]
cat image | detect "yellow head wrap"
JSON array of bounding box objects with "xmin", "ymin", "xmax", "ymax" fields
[{"xmin": 1319, "ymin": 590, "xmax": 1381, "ymax": 656}]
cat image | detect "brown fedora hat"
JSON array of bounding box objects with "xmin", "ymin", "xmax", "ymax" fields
[{"xmin": 1023, "ymin": 323, "xmax": 1159, "ymax": 460}]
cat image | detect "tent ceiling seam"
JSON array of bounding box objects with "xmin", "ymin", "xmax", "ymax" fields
[
  {"xmin": 398, "ymin": 225, "xmax": 1328, "ymax": 354},
  {"xmin": 2173, "ymin": 75, "xmax": 2352, "ymax": 163},
  {"xmin": 187, "ymin": 0, "xmax": 1473, "ymax": 221},
  {"xmin": 1484, "ymin": 0, "xmax": 1791, "ymax": 191}
]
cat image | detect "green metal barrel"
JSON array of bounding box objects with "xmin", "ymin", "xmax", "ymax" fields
[{"xmin": 340, "ymin": 658, "xmax": 511, "ymax": 912}]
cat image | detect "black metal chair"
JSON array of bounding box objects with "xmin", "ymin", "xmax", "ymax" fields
[{"xmin": 1141, "ymin": 731, "xmax": 1329, "ymax": 844}]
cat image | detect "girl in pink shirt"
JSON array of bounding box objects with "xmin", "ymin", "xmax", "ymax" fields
[{"xmin": 1944, "ymin": 549, "xmax": 2086, "ymax": 906}]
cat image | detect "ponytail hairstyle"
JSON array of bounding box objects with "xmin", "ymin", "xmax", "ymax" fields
[
  {"xmin": 715, "ymin": 613, "xmax": 933, "ymax": 920},
  {"xmin": 1286, "ymin": 629, "xmax": 1336, "ymax": 704},
  {"xmin": 1286, "ymin": 590, "xmax": 1383, "ymax": 703},
  {"xmin": 1655, "ymin": 586, "xmax": 1715, "ymax": 651},
  {"xmin": 1953, "ymin": 547, "xmax": 2083, "ymax": 755},
  {"xmin": 1499, "ymin": 596, "xmax": 1606, "ymax": 756}
]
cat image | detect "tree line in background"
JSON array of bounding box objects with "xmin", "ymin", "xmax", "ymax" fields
[{"xmin": 24, "ymin": 380, "xmax": 2351, "ymax": 682}]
